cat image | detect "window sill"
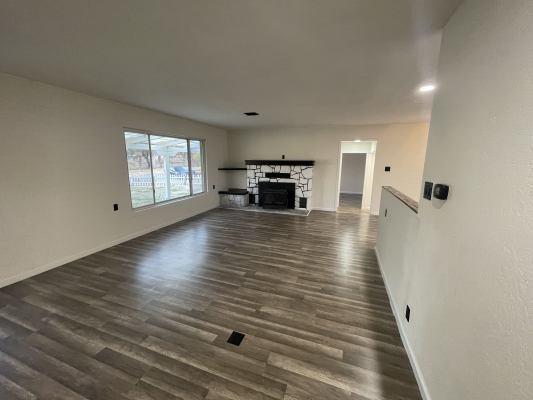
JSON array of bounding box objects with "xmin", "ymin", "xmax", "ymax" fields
[{"xmin": 132, "ymin": 191, "xmax": 207, "ymax": 212}]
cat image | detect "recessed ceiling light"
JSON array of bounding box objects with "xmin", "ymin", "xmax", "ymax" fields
[
  {"xmin": 419, "ymin": 84, "xmax": 437, "ymax": 93},
  {"xmin": 353, "ymin": 140, "xmax": 361, "ymax": 142},
  {"xmin": 244, "ymin": 112, "xmax": 259, "ymax": 116}
]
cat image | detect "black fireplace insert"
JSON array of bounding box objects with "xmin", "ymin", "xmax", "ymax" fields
[{"xmin": 258, "ymin": 181, "xmax": 296, "ymax": 209}]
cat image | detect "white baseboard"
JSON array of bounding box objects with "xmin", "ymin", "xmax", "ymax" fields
[
  {"xmin": 312, "ymin": 207, "xmax": 337, "ymax": 212},
  {"xmin": 0, "ymin": 206, "xmax": 216, "ymax": 289},
  {"xmin": 374, "ymin": 247, "xmax": 431, "ymax": 400},
  {"xmin": 340, "ymin": 191, "xmax": 363, "ymax": 195}
]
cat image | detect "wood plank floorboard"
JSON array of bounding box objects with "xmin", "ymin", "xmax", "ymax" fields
[
  {"xmin": 338, "ymin": 194, "xmax": 363, "ymax": 213},
  {"xmin": 0, "ymin": 208, "xmax": 421, "ymax": 400}
]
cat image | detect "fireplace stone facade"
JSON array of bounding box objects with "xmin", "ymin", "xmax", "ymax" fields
[{"xmin": 246, "ymin": 163, "xmax": 313, "ymax": 209}]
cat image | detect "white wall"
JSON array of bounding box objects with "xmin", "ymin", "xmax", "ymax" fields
[
  {"xmin": 361, "ymin": 153, "xmax": 376, "ymax": 210},
  {"xmin": 340, "ymin": 141, "xmax": 376, "ymax": 154},
  {"xmin": 377, "ymin": 1, "xmax": 533, "ymax": 399},
  {"xmin": 340, "ymin": 153, "xmax": 366, "ymax": 194},
  {"xmin": 0, "ymin": 73, "xmax": 228, "ymax": 287},
  {"xmin": 227, "ymin": 124, "xmax": 428, "ymax": 213},
  {"xmin": 376, "ymin": 191, "xmax": 425, "ymax": 396}
]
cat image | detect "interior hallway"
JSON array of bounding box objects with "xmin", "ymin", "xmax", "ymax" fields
[
  {"xmin": 0, "ymin": 208, "xmax": 420, "ymax": 400},
  {"xmin": 338, "ymin": 193, "xmax": 364, "ymax": 213}
]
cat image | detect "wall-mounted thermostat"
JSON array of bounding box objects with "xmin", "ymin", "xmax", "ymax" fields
[{"xmin": 433, "ymin": 184, "xmax": 449, "ymax": 200}]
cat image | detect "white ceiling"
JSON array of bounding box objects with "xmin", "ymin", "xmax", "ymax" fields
[{"xmin": 0, "ymin": 0, "xmax": 462, "ymax": 130}]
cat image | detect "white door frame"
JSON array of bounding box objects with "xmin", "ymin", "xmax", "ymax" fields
[{"xmin": 336, "ymin": 140, "xmax": 377, "ymax": 211}]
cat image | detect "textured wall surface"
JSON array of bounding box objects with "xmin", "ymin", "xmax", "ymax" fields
[
  {"xmin": 0, "ymin": 73, "xmax": 228, "ymax": 287},
  {"xmin": 228, "ymin": 124, "xmax": 428, "ymax": 213},
  {"xmin": 377, "ymin": 1, "xmax": 533, "ymax": 399}
]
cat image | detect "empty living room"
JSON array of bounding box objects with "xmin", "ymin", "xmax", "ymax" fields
[{"xmin": 1, "ymin": 1, "xmax": 532, "ymax": 399}]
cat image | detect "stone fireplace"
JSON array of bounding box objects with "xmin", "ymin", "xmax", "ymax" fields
[{"xmin": 246, "ymin": 160, "xmax": 314, "ymax": 210}]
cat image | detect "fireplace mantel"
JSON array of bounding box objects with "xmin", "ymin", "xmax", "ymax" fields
[{"xmin": 245, "ymin": 160, "xmax": 314, "ymax": 166}]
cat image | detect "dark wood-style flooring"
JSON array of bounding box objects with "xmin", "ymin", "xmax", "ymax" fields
[
  {"xmin": 0, "ymin": 208, "xmax": 421, "ymax": 400},
  {"xmin": 338, "ymin": 194, "xmax": 363, "ymax": 213}
]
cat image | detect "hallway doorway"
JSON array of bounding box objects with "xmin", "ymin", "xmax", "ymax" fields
[
  {"xmin": 338, "ymin": 193, "xmax": 363, "ymax": 212},
  {"xmin": 336, "ymin": 140, "xmax": 376, "ymax": 213}
]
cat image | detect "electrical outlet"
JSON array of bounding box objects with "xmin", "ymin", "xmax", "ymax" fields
[
  {"xmin": 113, "ymin": 203, "xmax": 119, "ymax": 211},
  {"xmin": 385, "ymin": 166, "xmax": 391, "ymax": 172},
  {"xmin": 385, "ymin": 208, "xmax": 388, "ymax": 217},
  {"xmin": 405, "ymin": 305, "xmax": 411, "ymax": 322},
  {"xmin": 212, "ymin": 184, "xmax": 216, "ymax": 190},
  {"xmin": 282, "ymin": 155, "xmax": 285, "ymax": 159}
]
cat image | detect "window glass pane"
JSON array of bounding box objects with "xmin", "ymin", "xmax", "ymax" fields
[
  {"xmin": 124, "ymin": 132, "xmax": 155, "ymax": 208},
  {"xmin": 190, "ymin": 139, "xmax": 205, "ymax": 194},
  {"xmin": 150, "ymin": 135, "xmax": 190, "ymax": 202}
]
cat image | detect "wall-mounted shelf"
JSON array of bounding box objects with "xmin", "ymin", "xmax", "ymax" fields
[{"xmin": 218, "ymin": 167, "xmax": 247, "ymax": 171}]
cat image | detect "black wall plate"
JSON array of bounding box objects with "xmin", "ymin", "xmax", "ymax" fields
[{"xmin": 423, "ymin": 182, "xmax": 433, "ymax": 200}]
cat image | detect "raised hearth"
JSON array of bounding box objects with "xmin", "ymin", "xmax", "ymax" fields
[{"xmin": 219, "ymin": 188, "xmax": 249, "ymax": 208}]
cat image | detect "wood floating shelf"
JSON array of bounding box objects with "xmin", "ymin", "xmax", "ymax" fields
[{"xmin": 218, "ymin": 167, "xmax": 247, "ymax": 171}]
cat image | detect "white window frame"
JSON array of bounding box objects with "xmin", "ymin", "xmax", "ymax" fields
[{"xmin": 123, "ymin": 128, "xmax": 207, "ymax": 210}]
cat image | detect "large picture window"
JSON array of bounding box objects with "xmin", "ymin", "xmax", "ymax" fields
[{"xmin": 124, "ymin": 130, "xmax": 206, "ymax": 208}]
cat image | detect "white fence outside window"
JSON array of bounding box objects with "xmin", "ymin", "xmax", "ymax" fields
[{"xmin": 129, "ymin": 173, "xmax": 201, "ymax": 189}]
